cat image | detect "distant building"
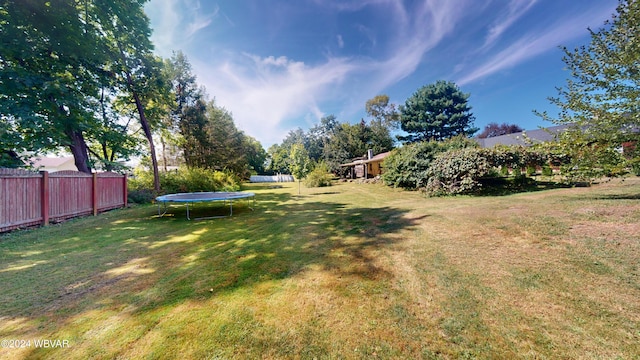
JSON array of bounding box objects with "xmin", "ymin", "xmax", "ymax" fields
[
  {"xmin": 474, "ymin": 124, "xmax": 572, "ymax": 148},
  {"xmin": 30, "ymin": 157, "xmax": 77, "ymax": 172},
  {"xmin": 340, "ymin": 150, "xmax": 391, "ymax": 179}
]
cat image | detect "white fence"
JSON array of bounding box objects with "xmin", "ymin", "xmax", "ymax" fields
[{"xmin": 249, "ymin": 175, "xmax": 294, "ymax": 183}]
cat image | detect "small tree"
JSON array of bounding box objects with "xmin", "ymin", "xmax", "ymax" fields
[
  {"xmin": 290, "ymin": 143, "xmax": 311, "ymax": 195},
  {"xmin": 399, "ymin": 81, "xmax": 478, "ymax": 143},
  {"xmin": 366, "ymin": 94, "xmax": 400, "ymax": 128},
  {"xmin": 477, "ymin": 122, "xmax": 524, "ymax": 138},
  {"xmin": 538, "ymin": 0, "xmax": 640, "ymax": 181}
]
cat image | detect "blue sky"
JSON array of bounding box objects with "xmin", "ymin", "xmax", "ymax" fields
[{"xmin": 144, "ymin": 0, "xmax": 617, "ymax": 148}]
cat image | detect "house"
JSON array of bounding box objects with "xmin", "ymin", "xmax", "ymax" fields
[
  {"xmin": 474, "ymin": 124, "xmax": 572, "ymax": 148},
  {"xmin": 30, "ymin": 156, "xmax": 78, "ymax": 172},
  {"xmin": 340, "ymin": 150, "xmax": 391, "ymax": 179}
]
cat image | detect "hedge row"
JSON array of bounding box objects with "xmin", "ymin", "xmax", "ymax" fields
[{"xmin": 383, "ymin": 140, "xmax": 566, "ymax": 196}]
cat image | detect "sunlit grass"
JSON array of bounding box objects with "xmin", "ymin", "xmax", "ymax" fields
[{"xmin": 1, "ymin": 178, "xmax": 639, "ymax": 359}]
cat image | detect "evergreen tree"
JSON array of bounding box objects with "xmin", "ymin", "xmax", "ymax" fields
[{"xmin": 399, "ymin": 81, "xmax": 477, "ymax": 143}]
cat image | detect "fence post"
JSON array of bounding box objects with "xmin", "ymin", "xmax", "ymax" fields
[
  {"xmin": 93, "ymin": 173, "xmax": 98, "ymax": 216},
  {"xmin": 40, "ymin": 171, "xmax": 49, "ymax": 226},
  {"xmin": 123, "ymin": 174, "xmax": 128, "ymax": 208}
]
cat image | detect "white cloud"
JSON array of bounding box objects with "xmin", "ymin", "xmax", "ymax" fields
[
  {"xmin": 483, "ymin": 0, "xmax": 538, "ymax": 49},
  {"xmin": 192, "ymin": 54, "xmax": 357, "ymax": 146},
  {"xmin": 457, "ymin": 3, "xmax": 617, "ymax": 86},
  {"xmin": 337, "ymin": 34, "xmax": 345, "ymax": 48},
  {"xmin": 190, "ymin": 1, "xmax": 471, "ymax": 146},
  {"xmin": 185, "ymin": 3, "xmax": 217, "ymax": 38},
  {"xmin": 145, "ymin": 0, "xmax": 218, "ymax": 57},
  {"xmin": 151, "ymin": 0, "xmax": 614, "ymax": 147}
]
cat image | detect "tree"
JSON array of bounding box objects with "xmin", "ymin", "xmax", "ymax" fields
[
  {"xmin": 243, "ymin": 136, "xmax": 268, "ymax": 174},
  {"xmin": 477, "ymin": 122, "xmax": 524, "ymax": 138},
  {"xmin": 538, "ymin": 0, "xmax": 640, "ymax": 180},
  {"xmin": 0, "ymin": 0, "xmax": 164, "ymax": 177},
  {"xmin": 366, "ymin": 94, "xmax": 399, "ymax": 128},
  {"xmin": 77, "ymin": 0, "xmax": 170, "ymax": 189},
  {"xmin": 0, "ymin": 0, "xmax": 109, "ymax": 173},
  {"xmin": 266, "ymin": 128, "xmax": 306, "ymax": 174},
  {"xmin": 179, "ymin": 99, "xmax": 249, "ymax": 177},
  {"xmin": 267, "ymin": 143, "xmax": 290, "ymax": 174},
  {"xmin": 290, "ymin": 143, "xmax": 311, "ymax": 195},
  {"xmin": 399, "ymin": 80, "xmax": 478, "ymax": 143},
  {"xmin": 0, "ymin": 118, "xmax": 24, "ymax": 168},
  {"xmin": 203, "ymin": 101, "xmax": 248, "ymax": 177},
  {"xmin": 307, "ymin": 115, "xmax": 339, "ymax": 162}
]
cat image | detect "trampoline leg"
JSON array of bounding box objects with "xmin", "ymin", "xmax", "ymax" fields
[
  {"xmin": 158, "ymin": 202, "xmax": 168, "ymax": 217},
  {"xmin": 229, "ymin": 200, "xmax": 233, "ymax": 216},
  {"xmin": 186, "ymin": 203, "xmax": 191, "ymax": 220}
]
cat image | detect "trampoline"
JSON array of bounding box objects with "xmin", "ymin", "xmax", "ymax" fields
[{"xmin": 155, "ymin": 191, "xmax": 255, "ymax": 220}]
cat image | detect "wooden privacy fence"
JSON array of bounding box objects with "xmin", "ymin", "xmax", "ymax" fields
[{"xmin": 0, "ymin": 169, "xmax": 127, "ymax": 233}]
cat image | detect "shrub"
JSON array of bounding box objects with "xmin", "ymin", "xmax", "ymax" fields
[
  {"xmin": 304, "ymin": 162, "xmax": 333, "ymax": 187},
  {"xmin": 424, "ymin": 148, "xmax": 492, "ymax": 196},
  {"xmin": 127, "ymin": 189, "xmax": 155, "ymax": 204},
  {"xmin": 382, "ymin": 136, "xmax": 478, "ymax": 189},
  {"xmin": 128, "ymin": 167, "xmax": 241, "ymax": 203}
]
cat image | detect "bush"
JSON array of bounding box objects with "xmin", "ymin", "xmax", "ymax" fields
[
  {"xmin": 304, "ymin": 162, "xmax": 333, "ymax": 187},
  {"xmin": 382, "ymin": 136, "xmax": 478, "ymax": 189},
  {"xmin": 127, "ymin": 189, "xmax": 156, "ymax": 204},
  {"xmin": 128, "ymin": 167, "xmax": 241, "ymax": 203},
  {"xmin": 424, "ymin": 148, "xmax": 492, "ymax": 196}
]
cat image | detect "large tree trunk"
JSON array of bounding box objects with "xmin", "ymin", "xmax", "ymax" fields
[
  {"xmin": 65, "ymin": 128, "xmax": 92, "ymax": 173},
  {"xmin": 131, "ymin": 89, "xmax": 160, "ymax": 192},
  {"xmin": 117, "ymin": 44, "xmax": 161, "ymax": 192}
]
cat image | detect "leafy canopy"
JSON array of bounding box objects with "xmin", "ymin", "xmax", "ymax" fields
[
  {"xmin": 399, "ymin": 80, "xmax": 478, "ymax": 143},
  {"xmin": 538, "ymin": 0, "xmax": 640, "ymax": 180},
  {"xmin": 477, "ymin": 122, "xmax": 524, "ymax": 139}
]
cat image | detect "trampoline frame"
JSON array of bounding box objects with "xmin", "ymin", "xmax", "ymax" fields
[{"xmin": 155, "ymin": 191, "xmax": 255, "ymax": 220}]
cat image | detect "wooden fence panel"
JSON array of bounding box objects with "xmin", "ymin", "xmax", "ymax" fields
[
  {"xmin": 48, "ymin": 171, "xmax": 93, "ymax": 220},
  {"xmin": 0, "ymin": 169, "xmax": 42, "ymax": 232},
  {"xmin": 0, "ymin": 169, "xmax": 127, "ymax": 233},
  {"xmin": 97, "ymin": 172, "xmax": 126, "ymax": 211}
]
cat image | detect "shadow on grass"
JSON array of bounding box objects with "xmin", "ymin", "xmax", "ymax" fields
[
  {"xmin": 474, "ymin": 177, "xmax": 573, "ymax": 197},
  {"xmin": 0, "ymin": 187, "xmax": 420, "ymax": 327}
]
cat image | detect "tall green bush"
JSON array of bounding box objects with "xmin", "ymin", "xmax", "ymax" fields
[
  {"xmin": 425, "ymin": 148, "xmax": 492, "ymax": 196},
  {"xmin": 382, "ymin": 136, "xmax": 478, "ymax": 189},
  {"xmin": 304, "ymin": 162, "xmax": 333, "ymax": 188},
  {"xmin": 423, "ymin": 147, "xmax": 554, "ymax": 196}
]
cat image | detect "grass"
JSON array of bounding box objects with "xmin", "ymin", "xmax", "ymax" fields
[{"xmin": 1, "ymin": 178, "xmax": 639, "ymax": 359}]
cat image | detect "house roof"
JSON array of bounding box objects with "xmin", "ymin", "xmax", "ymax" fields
[
  {"xmin": 340, "ymin": 151, "xmax": 391, "ymax": 167},
  {"xmin": 369, "ymin": 151, "xmax": 391, "ymax": 162},
  {"xmin": 30, "ymin": 156, "xmax": 74, "ymax": 168},
  {"xmin": 475, "ymin": 124, "xmax": 572, "ymax": 148}
]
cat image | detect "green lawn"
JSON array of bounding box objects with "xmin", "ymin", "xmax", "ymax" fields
[{"xmin": 1, "ymin": 179, "xmax": 639, "ymax": 359}]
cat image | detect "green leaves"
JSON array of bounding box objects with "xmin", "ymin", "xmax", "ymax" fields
[
  {"xmin": 542, "ymin": 0, "xmax": 640, "ymax": 180},
  {"xmin": 0, "ymin": 0, "xmax": 162, "ymax": 173},
  {"xmin": 399, "ymin": 81, "xmax": 477, "ymax": 143},
  {"xmin": 381, "ymin": 136, "xmax": 478, "ymax": 189},
  {"xmin": 290, "ymin": 143, "xmax": 311, "ymax": 181}
]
